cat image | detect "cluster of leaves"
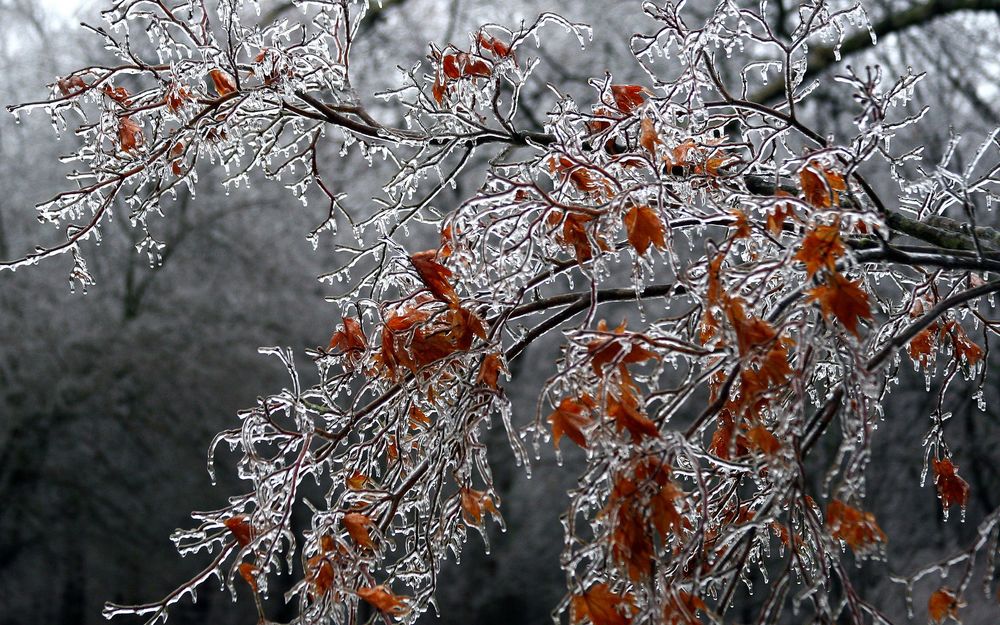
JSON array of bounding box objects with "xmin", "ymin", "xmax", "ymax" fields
[{"xmin": 7, "ymin": 1, "xmax": 1000, "ymax": 625}]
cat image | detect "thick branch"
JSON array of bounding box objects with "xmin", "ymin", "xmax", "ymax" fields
[{"xmin": 751, "ymin": 0, "xmax": 1000, "ymax": 104}]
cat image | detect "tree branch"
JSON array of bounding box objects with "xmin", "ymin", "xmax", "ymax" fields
[{"xmin": 751, "ymin": 0, "xmax": 1000, "ymax": 104}]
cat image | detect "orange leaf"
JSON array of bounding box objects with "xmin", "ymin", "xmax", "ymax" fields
[
  {"xmin": 639, "ymin": 117, "xmax": 661, "ymax": 156},
  {"xmin": 941, "ymin": 320, "xmax": 983, "ymax": 366},
  {"xmin": 588, "ymin": 320, "xmax": 659, "ymax": 375},
  {"xmin": 932, "ymin": 458, "xmax": 970, "ymax": 512},
  {"xmin": 794, "ymin": 224, "xmax": 845, "ymax": 276},
  {"xmin": 826, "ymin": 499, "xmax": 886, "ymax": 553},
  {"xmin": 224, "ymin": 515, "xmax": 253, "ymax": 547},
  {"xmin": 907, "ymin": 324, "xmax": 938, "ymax": 369},
  {"xmin": 552, "ymin": 210, "xmax": 610, "ymax": 264},
  {"xmin": 623, "ymin": 204, "xmax": 666, "ymax": 255},
  {"xmin": 730, "ymin": 209, "xmax": 751, "ymax": 239},
  {"xmin": 343, "ymin": 512, "xmax": 375, "ymax": 549},
  {"xmin": 800, "ymin": 161, "xmax": 846, "ymax": 208},
  {"xmin": 329, "ymin": 316, "xmax": 366, "ymax": 353},
  {"xmin": 607, "ymin": 386, "xmax": 658, "ymax": 443},
  {"xmin": 307, "ymin": 556, "xmax": 334, "ymax": 596},
  {"xmin": 209, "ymin": 68, "xmax": 236, "ymax": 96},
  {"xmin": 571, "ymin": 583, "xmax": 636, "ymax": 625},
  {"xmin": 725, "ymin": 298, "xmax": 777, "ymax": 356},
  {"xmin": 767, "ymin": 193, "xmax": 793, "ymax": 236},
  {"xmin": 409, "ymin": 405, "xmax": 432, "ymax": 429},
  {"xmin": 102, "ymin": 84, "xmax": 131, "ymax": 105},
  {"xmin": 610, "ymin": 84, "xmax": 646, "ymax": 113},
  {"xmin": 746, "ymin": 425, "xmax": 781, "ymax": 456},
  {"xmin": 807, "ymin": 271, "xmax": 872, "ymax": 337},
  {"xmin": 347, "ymin": 471, "xmax": 369, "ymax": 490},
  {"xmin": 238, "ymin": 563, "xmax": 259, "ymax": 593},
  {"xmin": 410, "ymin": 251, "xmax": 459, "ymax": 305},
  {"xmin": 476, "ymin": 353, "xmax": 506, "ymax": 389},
  {"xmin": 118, "ymin": 116, "xmax": 143, "ymax": 152},
  {"xmin": 357, "ymin": 585, "xmax": 410, "ymax": 616},
  {"xmin": 928, "ymin": 588, "xmax": 960, "ymax": 623},
  {"xmin": 460, "ymin": 487, "xmax": 498, "ymax": 526},
  {"xmin": 706, "ymin": 253, "xmax": 725, "ymax": 306},
  {"xmin": 663, "ymin": 590, "xmax": 707, "ymax": 625},
  {"xmin": 547, "ymin": 397, "xmax": 592, "ymax": 449}
]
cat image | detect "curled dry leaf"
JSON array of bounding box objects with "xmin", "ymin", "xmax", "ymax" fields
[
  {"xmin": 932, "ymin": 458, "xmax": 970, "ymax": 512},
  {"xmin": 223, "ymin": 516, "xmax": 253, "ymax": 547},
  {"xmin": 476, "ymin": 353, "xmax": 506, "ymax": 390},
  {"xmin": 571, "ymin": 583, "xmax": 636, "ymax": 625},
  {"xmin": 410, "ymin": 251, "xmax": 459, "ymax": 306},
  {"xmin": 357, "ymin": 585, "xmax": 410, "ymax": 616},
  {"xmin": 807, "ymin": 271, "xmax": 873, "ymax": 337},
  {"xmin": 209, "ymin": 68, "xmax": 237, "ymax": 96},
  {"xmin": 343, "ymin": 512, "xmax": 376, "ymax": 549},
  {"xmin": 826, "ymin": 499, "xmax": 886, "ymax": 554}
]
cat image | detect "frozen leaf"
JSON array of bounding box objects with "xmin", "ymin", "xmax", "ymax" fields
[
  {"xmin": 928, "ymin": 588, "xmax": 960, "ymax": 623},
  {"xmin": 209, "ymin": 69, "xmax": 236, "ymax": 96},
  {"xmin": 932, "ymin": 458, "xmax": 969, "ymax": 512},
  {"xmin": 807, "ymin": 271, "xmax": 872, "ymax": 337},
  {"xmin": 343, "ymin": 512, "xmax": 375, "ymax": 549},
  {"xmin": 118, "ymin": 117, "xmax": 143, "ymax": 152},
  {"xmin": 571, "ymin": 583, "xmax": 636, "ymax": 625},
  {"xmin": 410, "ymin": 250, "xmax": 459, "ymax": 305},
  {"xmin": 827, "ymin": 499, "xmax": 886, "ymax": 554},
  {"xmin": 800, "ymin": 162, "xmax": 846, "ymax": 208},
  {"xmin": 223, "ymin": 516, "xmax": 253, "ymax": 547},
  {"xmin": 357, "ymin": 586, "xmax": 411, "ymax": 615},
  {"xmin": 610, "ymin": 85, "xmax": 646, "ymax": 113},
  {"xmin": 476, "ymin": 353, "xmax": 506, "ymax": 389},
  {"xmin": 794, "ymin": 224, "xmax": 845, "ymax": 276},
  {"xmin": 548, "ymin": 396, "xmax": 593, "ymax": 449},
  {"xmin": 623, "ymin": 204, "xmax": 666, "ymax": 255}
]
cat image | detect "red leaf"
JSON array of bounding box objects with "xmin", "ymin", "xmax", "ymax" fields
[
  {"xmin": 410, "ymin": 251, "xmax": 459, "ymax": 305},
  {"xmin": 794, "ymin": 224, "xmax": 845, "ymax": 276},
  {"xmin": 442, "ymin": 54, "xmax": 461, "ymax": 79},
  {"xmin": 571, "ymin": 583, "xmax": 636, "ymax": 625},
  {"xmin": 118, "ymin": 116, "xmax": 143, "ymax": 152},
  {"xmin": 548, "ymin": 397, "xmax": 592, "ymax": 449},
  {"xmin": 807, "ymin": 271, "xmax": 873, "ymax": 337},
  {"xmin": 623, "ymin": 204, "xmax": 666, "ymax": 255},
  {"xmin": 223, "ymin": 515, "xmax": 254, "ymax": 547},
  {"xmin": 932, "ymin": 458, "xmax": 970, "ymax": 512},
  {"xmin": 343, "ymin": 512, "xmax": 376, "ymax": 549},
  {"xmin": 209, "ymin": 68, "xmax": 236, "ymax": 96},
  {"xmin": 610, "ymin": 84, "xmax": 646, "ymax": 113},
  {"xmin": 357, "ymin": 585, "xmax": 411, "ymax": 615}
]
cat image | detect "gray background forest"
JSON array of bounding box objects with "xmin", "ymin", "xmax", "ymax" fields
[{"xmin": 1, "ymin": 0, "xmax": 999, "ymax": 623}]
